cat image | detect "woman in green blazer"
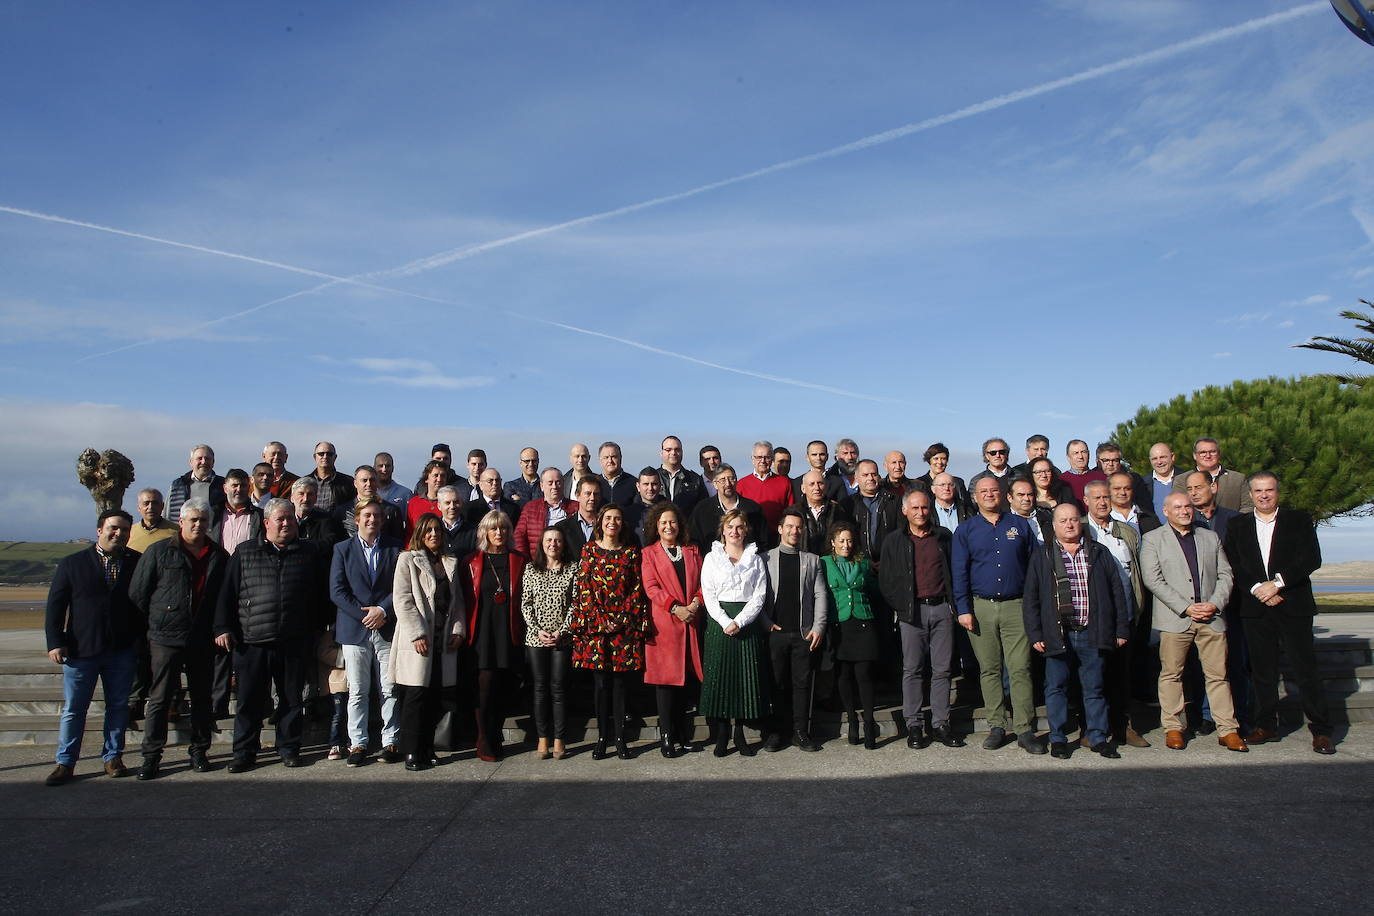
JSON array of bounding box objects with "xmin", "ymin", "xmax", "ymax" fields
[{"xmin": 822, "ymin": 520, "xmax": 883, "ymax": 749}]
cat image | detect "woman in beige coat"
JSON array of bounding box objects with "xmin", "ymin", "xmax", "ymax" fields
[{"xmin": 389, "ymin": 513, "xmax": 466, "ymax": 770}]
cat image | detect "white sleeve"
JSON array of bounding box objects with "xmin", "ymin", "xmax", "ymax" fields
[
  {"xmin": 699, "ymin": 558, "xmax": 733, "ymax": 629},
  {"xmin": 732, "ymin": 562, "xmax": 767, "ymax": 628}
]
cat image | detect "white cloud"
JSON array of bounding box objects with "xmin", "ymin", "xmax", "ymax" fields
[
  {"xmin": 345, "ymin": 357, "xmax": 494, "ymax": 391},
  {"xmin": 1212, "ymin": 351, "xmax": 1232, "ymax": 358},
  {"xmin": 1039, "ymin": 411, "xmax": 1076, "ymax": 421},
  {"xmin": 1217, "ymin": 312, "xmax": 1269, "ymax": 326},
  {"xmin": 0, "ymin": 298, "xmax": 257, "ymax": 345},
  {"xmin": 1301, "ymin": 294, "xmax": 1331, "ymax": 306},
  {"xmin": 1277, "ymin": 320, "xmax": 1295, "ymax": 328}
]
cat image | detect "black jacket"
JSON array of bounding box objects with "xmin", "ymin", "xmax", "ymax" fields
[
  {"xmin": 44, "ymin": 546, "xmax": 142, "ymax": 658},
  {"xmin": 792, "ymin": 472, "xmax": 849, "ymax": 505},
  {"xmin": 658, "ymin": 467, "xmax": 707, "ymax": 515},
  {"xmin": 1022, "ymin": 538, "xmax": 1130, "ymax": 655},
  {"xmin": 128, "ymin": 537, "xmax": 228, "ymax": 647},
  {"xmin": 797, "ymin": 500, "xmax": 852, "ymax": 556},
  {"xmin": 1225, "ymin": 507, "xmax": 1321, "ymax": 619},
  {"xmin": 598, "ymin": 473, "xmax": 637, "ymax": 509},
  {"xmin": 210, "ymin": 504, "xmax": 263, "ymax": 546},
  {"xmin": 915, "ymin": 472, "xmax": 970, "ymax": 510},
  {"xmin": 843, "ymin": 490, "xmax": 903, "ymax": 564},
  {"xmin": 304, "ymin": 470, "xmax": 356, "ymax": 510},
  {"xmin": 878, "ymin": 526, "xmax": 955, "ymax": 624},
  {"xmin": 555, "ymin": 513, "xmax": 596, "ymax": 558},
  {"xmin": 296, "ymin": 509, "xmax": 347, "ymax": 547},
  {"xmin": 337, "ymin": 499, "xmax": 405, "ymax": 542},
  {"xmin": 215, "ymin": 538, "xmax": 327, "ymax": 644},
  {"xmin": 167, "ymin": 471, "xmax": 226, "ymax": 523},
  {"xmin": 689, "ymin": 495, "xmax": 766, "ymax": 550},
  {"xmin": 625, "ymin": 496, "xmax": 667, "ymax": 547},
  {"xmin": 462, "ymin": 495, "xmax": 522, "ymax": 529}
]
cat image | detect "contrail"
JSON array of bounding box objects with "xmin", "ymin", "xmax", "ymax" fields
[{"xmin": 3, "ymin": 1, "xmax": 1324, "ymax": 394}]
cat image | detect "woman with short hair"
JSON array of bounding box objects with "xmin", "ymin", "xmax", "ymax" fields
[
  {"xmin": 698, "ymin": 509, "xmax": 769, "ymax": 757},
  {"xmin": 462, "ymin": 510, "xmax": 525, "ymax": 762}
]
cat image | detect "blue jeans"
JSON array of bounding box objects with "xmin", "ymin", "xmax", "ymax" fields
[
  {"xmin": 57, "ymin": 647, "xmax": 137, "ymax": 767},
  {"xmin": 1044, "ymin": 629, "xmax": 1108, "ymax": 745},
  {"xmin": 342, "ymin": 630, "xmax": 398, "ymax": 749}
]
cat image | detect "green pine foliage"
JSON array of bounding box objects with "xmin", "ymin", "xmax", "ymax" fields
[{"xmin": 1113, "ymin": 376, "xmax": 1374, "ymax": 521}]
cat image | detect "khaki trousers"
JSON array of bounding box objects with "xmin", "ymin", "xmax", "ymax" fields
[{"xmin": 1159, "ymin": 622, "xmax": 1237, "ymax": 735}]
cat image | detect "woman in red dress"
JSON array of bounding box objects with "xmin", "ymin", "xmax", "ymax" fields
[{"xmin": 570, "ymin": 503, "xmax": 648, "ymax": 760}]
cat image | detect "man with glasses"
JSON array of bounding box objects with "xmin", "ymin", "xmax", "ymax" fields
[
  {"xmin": 1173, "ymin": 438, "xmax": 1252, "ymax": 513},
  {"xmin": 690, "ymin": 464, "xmax": 765, "ymax": 549},
  {"xmin": 930, "ymin": 473, "xmax": 972, "ymax": 535},
  {"xmin": 969, "ymin": 438, "xmax": 1014, "ymax": 494},
  {"xmin": 306, "ymin": 441, "xmax": 355, "ymax": 512},
  {"xmin": 657, "ymin": 435, "xmax": 706, "ymax": 513},
  {"xmin": 504, "ymin": 447, "xmax": 542, "ymax": 509},
  {"xmin": 738, "ymin": 439, "xmax": 794, "ymax": 548},
  {"xmin": 1095, "ymin": 442, "xmax": 1150, "ymax": 512}
]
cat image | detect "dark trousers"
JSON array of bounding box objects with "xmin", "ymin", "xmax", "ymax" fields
[
  {"xmin": 395, "ymin": 683, "xmax": 441, "ymax": 759},
  {"xmin": 655, "ymin": 671, "xmax": 701, "ymax": 742},
  {"xmin": 475, "ymin": 668, "xmax": 516, "ymax": 754},
  {"xmin": 767, "ymin": 630, "xmax": 815, "ymax": 736},
  {"xmin": 129, "ymin": 637, "xmax": 153, "ymax": 711},
  {"xmin": 836, "ymin": 660, "xmax": 876, "ymax": 724},
  {"xmin": 232, "ymin": 638, "xmax": 305, "ymax": 757},
  {"xmin": 592, "ymin": 670, "xmax": 632, "ymax": 741},
  {"xmin": 526, "ymin": 646, "xmax": 571, "ymax": 740},
  {"xmin": 1245, "ymin": 611, "xmax": 1331, "ymax": 735},
  {"xmin": 141, "ymin": 641, "xmax": 214, "ymax": 759},
  {"xmin": 211, "ymin": 644, "xmax": 233, "ymax": 717}
]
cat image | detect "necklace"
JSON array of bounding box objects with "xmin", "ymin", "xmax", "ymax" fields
[
  {"xmin": 487, "ymin": 553, "xmax": 508, "ymax": 603},
  {"xmin": 663, "ymin": 544, "xmax": 683, "ymax": 562}
]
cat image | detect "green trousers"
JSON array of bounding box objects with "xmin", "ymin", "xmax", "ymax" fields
[{"xmin": 967, "ymin": 597, "xmax": 1035, "ymax": 735}]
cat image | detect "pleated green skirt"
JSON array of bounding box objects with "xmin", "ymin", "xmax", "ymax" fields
[{"xmin": 699, "ymin": 600, "xmax": 770, "ymax": 719}]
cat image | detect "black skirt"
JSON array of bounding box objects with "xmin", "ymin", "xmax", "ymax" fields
[{"xmin": 832, "ymin": 616, "xmax": 879, "ymax": 663}]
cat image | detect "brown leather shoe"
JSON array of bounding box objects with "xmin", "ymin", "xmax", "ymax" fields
[
  {"xmin": 1312, "ymin": 735, "xmax": 1336, "ymax": 756},
  {"xmin": 45, "ymin": 764, "xmax": 73, "ymax": 786},
  {"xmin": 1125, "ymin": 727, "xmax": 1151, "ymax": 748},
  {"xmin": 1165, "ymin": 730, "xmax": 1186, "ymax": 750},
  {"xmin": 103, "ymin": 755, "xmax": 130, "ymax": 778},
  {"xmin": 1245, "ymin": 727, "xmax": 1279, "ymax": 745},
  {"xmin": 1218, "ymin": 733, "xmax": 1249, "ymax": 752}
]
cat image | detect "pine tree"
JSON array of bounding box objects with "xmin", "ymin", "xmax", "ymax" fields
[{"xmin": 1113, "ymin": 376, "xmax": 1374, "ymax": 521}]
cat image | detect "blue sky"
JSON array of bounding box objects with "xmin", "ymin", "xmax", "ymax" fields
[{"xmin": 2, "ymin": 2, "xmax": 1372, "ymax": 555}]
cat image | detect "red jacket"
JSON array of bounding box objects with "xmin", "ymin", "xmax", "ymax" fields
[
  {"xmin": 640, "ymin": 542, "xmax": 704, "ymax": 686},
  {"xmin": 513, "ymin": 498, "xmax": 578, "ymax": 561},
  {"xmin": 462, "ymin": 551, "xmax": 528, "ymax": 648}
]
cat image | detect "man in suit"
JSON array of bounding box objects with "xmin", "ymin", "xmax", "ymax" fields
[
  {"xmin": 1006, "ymin": 477, "xmax": 1052, "ymax": 545},
  {"xmin": 1008, "ymin": 434, "xmax": 1052, "ymax": 480},
  {"xmin": 463, "ymin": 468, "xmax": 521, "ymax": 528},
  {"xmin": 515, "ymin": 468, "xmax": 577, "ymax": 559},
  {"xmin": 43, "ymin": 509, "xmax": 141, "ymax": 786},
  {"xmin": 503, "ymin": 447, "xmax": 542, "ymax": 510},
  {"xmin": 844, "ymin": 460, "xmax": 902, "ymax": 566},
  {"xmin": 689, "ymin": 465, "xmax": 765, "ymax": 549},
  {"xmin": 796, "ymin": 469, "xmax": 850, "ymax": 555},
  {"xmin": 330, "ymin": 500, "xmax": 404, "ymax": 767},
  {"xmin": 1224, "ymin": 472, "xmax": 1334, "ymax": 754},
  {"xmin": 968, "ymin": 437, "xmax": 1015, "ymax": 494},
  {"xmin": 556, "ymin": 477, "xmax": 603, "ymax": 557},
  {"xmin": 1024, "ymin": 504, "xmax": 1131, "ymax": 759},
  {"xmin": 167, "ymin": 443, "xmax": 225, "ymax": 523},
  {"xmin": 1184, "ymin": 469, "xmax": 1248, "ymax": 731},
  {"xmin": 760, "ymin": 508, "xmax": 830, "ymax": 752},
  {"xmin": 792, "ymin": 439, "xmax": 847, "ymax": 503},
  {"xmin": 1173, "ymin": 437, "xmax": 1252, "ymax": 513},
  {"xmin": 437, "ymin": 485, "xmax": 476, "ymax": 556},
  {"xmin": 1108, "ymin": 471, "xmax": 1161, "ymax": 539},
  {"xmin": 698, "ymin": 444, "xmax": 724, "ymax": 498},
  {"xmin": 1141, "ymin": 493, "xmax": 1248, "ymax": 752},
  {"xmin": 879, "ymin": 490, "xmax": 962, "ymax": 749},
  {"xmin": 657, "ymin": 435, "xmax": 706, "ymax": 514},
  {"xmin": 1147, "ymin": 442, "xmax": 1181, "ymax": 518},
  {"xmin": 338, "ymin": 465, "xmax": 405, "ymax": 541},
  {"xmin": 561, "ymin": 442, "xmax": 596, "ymax": 501},
  {"xmin": 290, "ymin": 477, "xmax": 347, "ymax": 546},
  {"xmin": 826, "ymin": 438, "xmax": 862, "ymax": 498}
]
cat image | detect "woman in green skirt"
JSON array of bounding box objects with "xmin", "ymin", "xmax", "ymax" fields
[{"xmin": 698, "ymin": 508, "xmax": 770, "ymax": 757}]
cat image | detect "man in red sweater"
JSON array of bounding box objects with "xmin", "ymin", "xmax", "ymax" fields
[{"xmin": 737, "ymin": 440, "xmax": 794, "ymax": 549}]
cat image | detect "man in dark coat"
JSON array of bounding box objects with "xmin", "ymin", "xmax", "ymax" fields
[{"xmin": 43, "ymin": 509, "xmax": 141, "ymax": 786}]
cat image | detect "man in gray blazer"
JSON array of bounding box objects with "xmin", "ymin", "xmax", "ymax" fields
[
  {"xmin": 1140, "ymin": 493, "xmax": 1248, "ymax": 753},
  {"xmin": 761, "ymin": 508, "xmax": 831, "ymax": 752}
]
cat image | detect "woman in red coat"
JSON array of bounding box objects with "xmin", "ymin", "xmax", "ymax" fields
[
  {"xmin": 640, "ymin": 501, "xmax": 704, "ymax": 758},
  {"xmin": 462, "ymin": 509, "xmax": 526, "ymax": 762}
]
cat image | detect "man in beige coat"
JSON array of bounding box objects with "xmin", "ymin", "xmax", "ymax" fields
[{"xmin": 1140, "ymin": 493, "xmax": 1247, "ymax": 753}]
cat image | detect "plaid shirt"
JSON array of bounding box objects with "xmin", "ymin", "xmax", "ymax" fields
[{"xmin": 1059, "ymin": 542, "xmax": 1091, "ymax": 627}]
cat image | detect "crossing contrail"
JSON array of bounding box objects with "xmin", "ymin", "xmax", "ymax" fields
[{"xmin": 2, "ymin": 1, "xmax": 1325, "ymax": 397}]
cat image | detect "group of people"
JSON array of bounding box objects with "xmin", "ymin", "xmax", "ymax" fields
[{"xmin": 41, "ymin": 431, "xmax": 1337, "ymax": 785}]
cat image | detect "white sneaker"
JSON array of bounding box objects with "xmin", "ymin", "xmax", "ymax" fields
[{"xmin": 327, "ymin": 746, "xmax": 345, "ymax": 761}]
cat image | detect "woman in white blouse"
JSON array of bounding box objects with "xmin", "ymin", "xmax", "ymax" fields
[{"xmin": 698, "ymin": 508, "xmax": 770, "ymax": 757}]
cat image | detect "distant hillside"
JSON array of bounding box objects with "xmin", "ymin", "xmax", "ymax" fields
[
  {"xmin": 1313, "ymin": 561, "xmax": 1374, "ymax": 579},
  {"xmin": 0, "ymin": 541, "xmax": 86, "ymax": 585}
]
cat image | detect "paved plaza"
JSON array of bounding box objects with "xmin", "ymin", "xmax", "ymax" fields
[{"xmin": 1, "ymin": 719, "xmax": 1370, "ymax": 914}]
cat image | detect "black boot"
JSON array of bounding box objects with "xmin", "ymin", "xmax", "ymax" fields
[
  {"xmin": 659, "ymin": 728, "xmax": 678, "ymax": 758},
  {"xmin": 848, "ymin": 716, "xmax": 861, "ymax": 745},
  {"xmin": 592, "ymin": 739, "xmax": 610, "ymax": 760},
  {"xmin": 864, "ymin": 719, "xmax": 879, "ymax": 750},
  {"xmin": 733, "ymin": 722, "xmax": 755, "ymax": 757},
  {"xmin": 710, "ymin": 718, "xmax": 729, "ymax": 757}
]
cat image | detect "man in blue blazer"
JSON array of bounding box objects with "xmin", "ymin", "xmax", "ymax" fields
[
  {"xmin": 43, "ymin": 509, "xmax": 142, "ymax": 785},
  {"xmin": 330, "ymin": 499, "xmax": 403, "ymax": 766}
]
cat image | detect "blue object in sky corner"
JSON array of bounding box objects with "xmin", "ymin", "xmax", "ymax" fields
[{"xmin": 1332, "ymin": 0, "xmax": 1374, "ymax": 45}]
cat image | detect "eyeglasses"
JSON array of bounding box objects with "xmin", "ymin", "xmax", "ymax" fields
[{"xmin": 986, "ymin": 449, "xmax": 1009, "ymax": 457}]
